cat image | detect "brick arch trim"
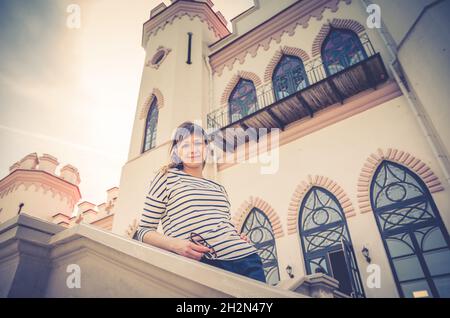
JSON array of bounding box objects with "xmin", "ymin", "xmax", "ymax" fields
[
  {"xmin": 233, "ymin": 196, "xmax": 284, "ymax": 239},
  {"xmin": 312, "ymin": 18, "xmax": 366, "ymax": 57},
  {"xmin": 146, "ymin": 46, "xmax": 172, "ymax": 69},
  {"xmin": 264, "ymin": 46, "xmax": 310, "ymax": 82},
  {"xmin": 220, "ymin": 71, "xmax": 263, "ymax": 106},
  {"xmin": 139, "ymin": 88, "xmax": 165, "ymax": 120},
  {"xmin": 287, "ymin": 175, "xmax": 355, "ymax": 235},
  {"xmin": 357, "ymin": 148, "xmax": 445, "ymax": 214}
]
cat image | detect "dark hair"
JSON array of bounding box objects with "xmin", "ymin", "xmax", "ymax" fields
[{"xmin": 159, "ymin": 121, "xmax": 209, "ymax": 174}]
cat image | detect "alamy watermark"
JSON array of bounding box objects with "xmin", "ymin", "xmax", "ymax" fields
[
  {"xmin": 66, "ymin": 4, "xmax": 81, "ymax": 29},
  {"xmin": 366, "ymin": 263, "xmax": 381, "ymax": 289},
  {"xmin": 66, "ymin": 264, "xmax": 81, "ymax": 289},
  {"xmin": 366, "ymin": 4, "xmax": 381, "ymax": 29}
]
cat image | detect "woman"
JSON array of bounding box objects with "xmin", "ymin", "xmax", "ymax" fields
[{"xmin": 135, "ymin": 121, "xmax": 266, "ymax": 284}]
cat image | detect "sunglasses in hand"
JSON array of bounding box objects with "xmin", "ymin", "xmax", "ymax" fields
[{"xmin": 189, "ymin": 232, "xmax": 217, "ymax": 260}]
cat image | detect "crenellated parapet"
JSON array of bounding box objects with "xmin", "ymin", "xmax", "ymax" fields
[
  {"xmin": 5, "ymin": 153, "xmax": 80, "ymax": 186},
  {"xmin": 0, "ymin": 153, "xmax": 81, "ymax": 203},
  {"xmin": 59, "ymin": 164, "xmax": 81, "ymax": 186},
  {"xmin": 65, "ymin": 187, "xmax": 119, "ymax": 230},
  {"xmin": 142, "ymin": 0, "xmax": 230, "ymax": 48},
  {"xmin": 37, "ymin": 154, "xmax": 59, "ymax": 175}
]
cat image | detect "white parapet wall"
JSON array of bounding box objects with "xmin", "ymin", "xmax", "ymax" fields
[{"xmin": 0, "ymin": 214, "xmax": 342, "ymax": 298}]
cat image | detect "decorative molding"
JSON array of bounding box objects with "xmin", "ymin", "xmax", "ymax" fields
[
  {"xmin": 232, "ymin": 196, "xmax": 284, "ymax": 239},
  {"xmin": 9, "ymin": 161, "xmax": 20, "ymax": 172},
  {"xmin": 287, "ymin": 175, "xmax": 355, "ymax": 236},
  {"xmin": 52, "ymin": 212, "xmax": 71, "ymax": 218},
  {"xmin": 139, "ymin": 88, "xmax": 165, "ymax": 120},
  {"xmin": 312, "ymin": 18, "xmax": 366, "ymax": 56},
  {"xmin": 264, "ymin": 46, "xmax": 310, "ymax": 82},
  {"xmin": 146, "ymin": 46, "xmax": 172, "ymax": 69},
  {"xmin": 142, "ymin": 1, "xmax": 230, "ymax": 48},
  {"xmin": 357, "ymin": 148, "xmax": 445, "ymax": 214},
  {"xmin": 52, "ymin": 213, "xmax": 72, "ymax": 227},
  {"xmin": 209, "ymin": 0, "xmax": 352, "ymax": 76},
  {"xmin": 0, "ymin": 169, "xmax": 81, "ymax": 209},
  {"xmin": 220, "ymin": 71, "xmax": 263, "ymax": 106}
]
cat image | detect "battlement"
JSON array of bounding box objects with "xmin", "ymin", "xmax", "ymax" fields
[
  {"xmin": 8, "ymin": 152, "xmax": 80, "ymax": 186},
  {"xmin": 58, "ymin": 187, "xmax": 119, "ymax": 230},
  {"xmin": 143, "ymin": 0, "xmax": 230, "ymax": 49}
]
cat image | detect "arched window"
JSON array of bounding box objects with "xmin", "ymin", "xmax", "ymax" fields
[
  {"xmin": 272, "ymin": 54, "xmax": 309, "ymax": 101},
  {"xmin": 371, "ymin": 161, "xmax": 450, "ymax": 298},
  {"xmin": 299, "ymin": 187, "xmax": 365, "ymax": 297},
  {"xmin": 321, "ymin": 27, "xmax": 367, "ymax": 76},
  {"xmin": 241, "ymin": 208, "xmax": 280, "ymax": 285},
  {"xmin": 228, "ymin": 78, "xmax": 258, "ymax": 123},
  {"xmin": 142, "ymin": 98, "xmax": 158, "ymax": 153}
]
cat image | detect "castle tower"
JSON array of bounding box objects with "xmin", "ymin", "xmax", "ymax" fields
[
  {"xmin": 113, "ymin": 0, "xmax": 230, "ymax": 236},
  {"xmin": 0, "ymin": 153, "xmax": 81, "ymax": 224}
]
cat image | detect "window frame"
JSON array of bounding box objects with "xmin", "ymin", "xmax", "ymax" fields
[
  {"xmin": 142, "ymin": 98, "xmax": 159, "ymax": 153},
  {"xmin": 370, "ymin": 160, "xmax": 450, "ymax": 298},
  {"xmin": 241, "ymin": 207, "xmax": 280, "ymax": 286}
]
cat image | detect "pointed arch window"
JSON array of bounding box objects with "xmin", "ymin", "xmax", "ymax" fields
[
  {"xmin": 241, "ymin": 208, "xmax": 280, "ymax": 285},
  {"xmin": 371, "ymin": 161, "xmax": 450, "ymax": 298},
  {"xmin": 321, "ymin": 27, "xmax": 367, "ymax": 76},
  {"xmin": 142, "ymin": 98, "xmax": 159, "ymax": 153},
  {"xmin": 272, "ymin": 54, "xmax": 309, "ymax": 101},
  {"xmin": 228, "ymin": 78, "xmax": 258, "ymax": 123},
  {"xmin": 299, "ymin": 187, "xmax": 365, "ymax": 297}
]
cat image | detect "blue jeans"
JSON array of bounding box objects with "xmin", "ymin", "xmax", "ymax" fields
[{"xmin": 200, "ymin": 252, "xmax": 266, "ymax": 283}]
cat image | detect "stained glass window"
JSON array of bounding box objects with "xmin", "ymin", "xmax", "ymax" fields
[
  {"xmin": 299, "ymin": 187, "xmax": 365, "ymax": 297},
  {"xmin": 272, "ymin": 55, "xmax": 309, "ymax": 101},
  {"xmin": 241, "ymin": 208, "xmax": 280, "ymax": 286},
  {"xmin": 371, "ymin": 161, "xmax": 450, "ymax": 298},
  {"xmin": 321, "ymin": 28, "xmax": 367, "ymax": 76},
  {"xmin": 228, "ymin": 78, "xmax": 258, "ymax": 123},
  {"xmin": 142, "ymin": 98, "xmax": 158, "ymax": 152}
]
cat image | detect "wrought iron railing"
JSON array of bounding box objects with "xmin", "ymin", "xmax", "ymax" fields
[{"xmin": 207, "ymin": 33, "xmax": 377, "ymax": 131}]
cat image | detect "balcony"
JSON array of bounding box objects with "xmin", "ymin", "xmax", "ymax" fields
[{"xmin": 207, "ymin": 35, "xmax": 389, "ymax": 152}]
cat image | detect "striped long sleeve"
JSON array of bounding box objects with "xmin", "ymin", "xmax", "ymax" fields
[
  {"xmin": 135, "ymin": 170, "xmax": 168, "ymax": 242},
  {"xmin": 135, "ymin": 167, "xmax": 257, "ymax": 260}
]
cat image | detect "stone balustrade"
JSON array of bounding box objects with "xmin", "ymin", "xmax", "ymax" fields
[{"xmin": 0, "ymin": 214, "xmax": 341, "ymax": 298}]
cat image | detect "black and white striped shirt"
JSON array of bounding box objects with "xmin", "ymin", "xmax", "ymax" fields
[{"xmin": 136, "ymin": 167, "xmax": 258, "ymax": 260}]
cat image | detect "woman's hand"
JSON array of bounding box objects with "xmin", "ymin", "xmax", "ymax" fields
[
  {"xmin": 240, "ymin": 233, "xmax": 251, "ymax": 243},
  {"xmin": 170, "ymin": 238, "xmax": 211, "ymax": 261}
]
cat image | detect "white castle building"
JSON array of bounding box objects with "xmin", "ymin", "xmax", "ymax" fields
[{"xmin": 0, "ymin": 0, "xmax": 449, "ymax": 298}]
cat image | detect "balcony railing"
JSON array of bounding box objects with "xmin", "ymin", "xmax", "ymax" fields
[{"xmin": 207, "ymin": 34, "xmax": 389, "ymax": 151}]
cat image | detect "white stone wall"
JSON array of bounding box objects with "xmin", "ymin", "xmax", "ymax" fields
[
  {"xmin": 217, "ymin": 95, "xmax": 449, "ymax": 297},
  {"xmin": 111, "ymin": 0, "xmax": 450, "ymax": 298},
  {"xmin": 115, "ymin": 9, "xmax": 224, "ymax": 236},
  {"xmin": 395, "ymin": 0, "xmax": 450, "ymax": 158},
  {"xmin": 127, "ymin": 15, "xmax": 219, "ymax": 161},
  {"xmin": 0, "ymin": 183, "xmax": 75, "ymax": 223}
]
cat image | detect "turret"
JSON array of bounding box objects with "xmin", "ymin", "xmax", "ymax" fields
[{"xmin": 0, "ymin": 153, "xmax": 81, "ymax": 223}]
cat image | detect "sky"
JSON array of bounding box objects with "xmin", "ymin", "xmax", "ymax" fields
[{"xmin": 0, "ymin": 0, "xmax": 254, "ymax": 206}]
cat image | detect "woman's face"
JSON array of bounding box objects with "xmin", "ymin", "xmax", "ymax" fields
[{"xmin": 176, "ymin": 133, "xmax": 207, "ymax": 169}]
